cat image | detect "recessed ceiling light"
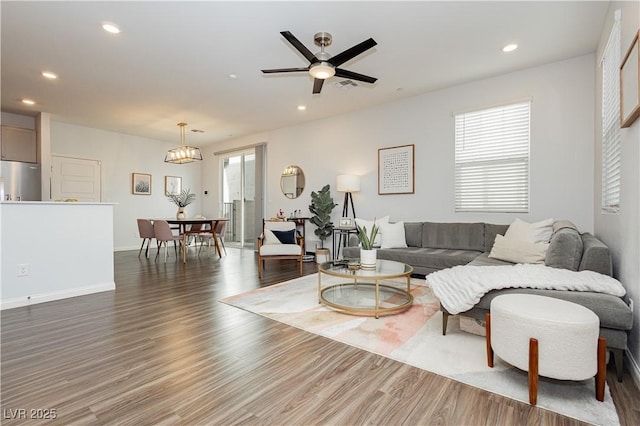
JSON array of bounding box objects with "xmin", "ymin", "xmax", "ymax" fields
[
  {"xmin": 228, "ymin": 74, "xmax": 237, "ymax": 79},
  {"xmin": 502, "ymin": 43, "xmax": 518, "ymax": 53},
  {"xmin": 41, "ymin": 71, "xmax": 58, "ymax": 79},
  {"xmin": 102, "ymin": 23, "xmax": 121, "ymax": 34},
  {"xmin": 22, "ymin": 99, "xmax": 36, "ymax": 105},
  {"xmin": 297, "ymin": 105, "xmax": 306, "ymax": 111}
]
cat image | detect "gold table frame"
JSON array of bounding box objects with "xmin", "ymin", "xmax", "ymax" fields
[{"xmin": 318, "ymin": 259, "xmax": 414, "ymax": 318}]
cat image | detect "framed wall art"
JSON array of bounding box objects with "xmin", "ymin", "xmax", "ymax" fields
[
  {"xmin": 378, "ymin": 144, "xmax": 415, "ymax": 195},
  {"xmin": 620, "ymin": 29, "xmax": 640, "ymax": 128},
  {"xmin": 132, "ymin": 173, "xmax": 151, "ymax": 195},
  {"xmin": 165, "ymin": 175, "xmax": 182, "ymax": 195}
]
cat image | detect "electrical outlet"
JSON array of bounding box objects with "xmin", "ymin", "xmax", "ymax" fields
[{"xmin": 17, "ymin": 263, "xmax": 29, "ymax": 276}]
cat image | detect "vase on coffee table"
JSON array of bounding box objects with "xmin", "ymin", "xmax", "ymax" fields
[{"xmin": 360, "ymin": 248, "xmax": 377, "ymax": 269}]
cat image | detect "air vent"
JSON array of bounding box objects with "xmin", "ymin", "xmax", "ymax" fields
[{"xmin": 334, "ymin": 80, "xmax": 358, "ymax": 90}]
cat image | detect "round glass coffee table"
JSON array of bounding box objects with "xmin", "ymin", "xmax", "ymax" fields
[{"xmin": 318, "ymin": 259, "xmax": 414, "ymax": 318}]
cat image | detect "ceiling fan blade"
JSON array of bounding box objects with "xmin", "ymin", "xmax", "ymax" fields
[
  {"xmin": 280, "ymin": 31, "xmax": 318, "ymax": 64},
  {"xmin": 335, "ymin": 68, "xmax": 377, "ymax": 84},
  {"xmin": 312, "ymin": 78, "xmax": 324, "ymax": 94},
  {"xmin": 328, "ymin": 38, "xmax": 377, "ymax": 67},
  {"xmin": 262, "ymin": 67, "xmax": 309, "ymax": 74}
]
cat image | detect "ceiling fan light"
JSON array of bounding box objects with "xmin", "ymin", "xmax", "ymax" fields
[{"xmin": 309, "ymin": 62, "xmax": 335, "ymax": 80}]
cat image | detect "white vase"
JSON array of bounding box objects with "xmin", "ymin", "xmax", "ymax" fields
[
  {"xmin": 360, "ymin": 248, "xmax": 377, "ymax": 269},
  {"xmin": 176, "ymin": 207, "xmax": 186, "ymax": 219}
]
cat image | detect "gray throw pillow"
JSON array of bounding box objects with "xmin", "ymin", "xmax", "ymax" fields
[{"xmin": 545, "ymin": 227, "xmax": 583, "ymax": 271}]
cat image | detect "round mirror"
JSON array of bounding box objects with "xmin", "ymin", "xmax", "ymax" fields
[{"xmin": 280, "ymin": 165, "xmax": 305, "ymax": 199}]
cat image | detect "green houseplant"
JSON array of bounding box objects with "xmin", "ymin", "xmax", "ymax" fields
[
  {"xmin": 356, "ymin": 221, "xmax": 379, "ymax": 250},
  {"xmin": 356, "ymin": 219, "xmax": 379, "ymax": 268},
  {"xmin": 309, "ymin": 184, "xmax": 337, "ymax": 262},
  {"xmin": 167, "ymin": 188, "xmax": 196, "ymax": 219}
]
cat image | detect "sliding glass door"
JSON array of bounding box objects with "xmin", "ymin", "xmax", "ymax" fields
[{"xmin": 221, "ymin": 150, "xmax": 256, "ymax": 247}]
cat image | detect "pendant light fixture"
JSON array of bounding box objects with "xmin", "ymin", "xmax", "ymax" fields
[{"xmin": 164, "ymin": 122, "xmax": 203, "ymax": 164}]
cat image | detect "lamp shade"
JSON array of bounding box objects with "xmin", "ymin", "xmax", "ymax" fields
[{"xmin": 336, "ymin": 174, "xmax": 361, "ymax": 192}]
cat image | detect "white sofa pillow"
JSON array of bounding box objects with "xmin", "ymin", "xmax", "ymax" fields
[
  {"xmin": 505, "ymin": 218, "xmax": 554, "ymax": 243},
  {"xmin": 263, "ymin": 229, "xmax": 282, "ymax": 245},
  {"xmin": 488, "ymin": 234, "xmax": 549, "ymax": 264},
  {"xmin": 355, "ymin": 216, "xmax": 389, "ymax": 248},
  {"xmin": 380, "ymin": 221, "xmax": 407, "ymax": 249}
]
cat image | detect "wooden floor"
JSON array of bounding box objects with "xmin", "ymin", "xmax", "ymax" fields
[{"xmin": 1, "ymin": 246, "xmax": 639, "ymax": 425}]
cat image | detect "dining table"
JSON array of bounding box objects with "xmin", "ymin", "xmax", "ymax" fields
[{"xmin": 165, "ymin": 218, "xmax": 228, "ymax": 263}]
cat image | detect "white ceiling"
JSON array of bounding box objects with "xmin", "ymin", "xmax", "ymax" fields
[{"xmin": 1, "ymin": 1, "xmax": 609, "ymax": 146}]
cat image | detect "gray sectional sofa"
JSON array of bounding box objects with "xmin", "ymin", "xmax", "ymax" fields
[{"xmin": 342, "ymin": 220, "xmax": 633, "ymax": 381}]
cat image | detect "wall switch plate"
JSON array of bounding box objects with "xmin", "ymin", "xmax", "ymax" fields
[{"xmin": 17, "ymin": 263, "xmax": 29, "ymax": 276}]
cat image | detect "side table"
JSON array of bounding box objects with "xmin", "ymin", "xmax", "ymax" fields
[
  {"xmin": 332, "ymin": 227, "xmax": 358, "ymax": 260},
  {"xmin": 287, "ymin": 217, "xmax": 310, "ymax": 253}
]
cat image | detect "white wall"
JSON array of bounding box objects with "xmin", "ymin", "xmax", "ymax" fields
[
  {"xmin": 50, "ymin": 122, "xmax": 202, "ymax": 250},
  {"xmin": 201, "ymin": 54, "xmax": 596, "ymax": 250},
  {"xmin": 594, "ymin": 1, "xmax": 640, "ymax": 381},
  {"xmin": 1, "ymin": 202, "xmax": 115, "ymax": 309}
]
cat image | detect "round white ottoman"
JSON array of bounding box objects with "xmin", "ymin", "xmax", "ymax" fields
[{"xmin": 486, "ymin": 294, "xmax": 606, "ymax": 405}]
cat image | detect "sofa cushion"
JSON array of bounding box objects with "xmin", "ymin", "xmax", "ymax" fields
[
  {"xmin": 468, "ymin": 252, "xmax": 514, "ymax": 267},
  {"xmin": 504, "ymin": 218, "xmax": 554, "ymax": 243},
  {"xmin": 380, "ymin": 221, "xmax": 407, "ymax": 248},
  {"xmin": 381, "ymin": 247, "xmax": 480, "ymax": 270},
  {"xmin": 355, "ymin": 216, "xmax": 389, "ymax": 247},
  {"xmin": 488, "ymin": 234, "xmax": 549, "ymax": 264},
  {"xmin": 272, "ymin": 229, "xmax": 296, "ymax": 244},
  {"xmin": 404, "ymin": 222, "xmax": 423, "ymax": 247},
  {"xmin": 472, "ymin": 288, "xmax": 632, "ymax": 331},
  {"xmin": 484, "ymin": 223, "xmax": 509, "ymax": 252},
  {"xmin": 263, "ymin": 229, "xmax": 282, "ymax": 245},
  {"xmin": 580, "ymin": 233, "xmax": 613, "ymax": 276},
  {"xmin": 545, "ymin": 221, "xmax": 583, "ymax": 271},
  {"xmin": 422, "ymin": 222, "xmax": 485, "ymax": 251}
]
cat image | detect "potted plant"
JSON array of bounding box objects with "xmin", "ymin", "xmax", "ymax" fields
[
  {"xmin": 167, "ymin": 188, "xmax": 196, "ymax": 219},
  {"xmin": 356, "ymin": 220, "xmax": 379, "ymax": 268},
  {"xmin": 309, "ymin": 184, "xmax": 337, "ymax": 263}
]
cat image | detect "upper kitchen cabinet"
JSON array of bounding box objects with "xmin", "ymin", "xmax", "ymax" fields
[{"xmin": 1, "ymin": 125, "xmax": 37, "ymax": 163}]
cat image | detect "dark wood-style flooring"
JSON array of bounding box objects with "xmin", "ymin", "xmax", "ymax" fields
[{"xmin": 2, "ymin": 246, "xmax": 639, "ymax": 425}]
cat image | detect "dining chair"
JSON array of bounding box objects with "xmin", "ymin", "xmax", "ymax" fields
[
  {"xmin": 136, "ymin": 219, "xmax": 155, "ymax": 258},
  {"xmin": 187, "ymin": 218, "xmax": 205, "ymax": 247},
  {"xmin": 198, "ymin": 219, "xmax": 227, "ymax": 256},
  {"xmin": 257, "ymin": 219, "xmax": 303, "ymax": 278},
  {"xmin": 153, "ymin": 220, "xmax": 183, "ymax": 262}
]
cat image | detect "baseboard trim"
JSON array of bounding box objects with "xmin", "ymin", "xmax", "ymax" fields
[
  {"xmin": 626, "ymin": 348, "xmax": 640, "ymax": 389},
  {"xmin": 0, "ymin": 282, "xmax": 115, "ymax": 310}
]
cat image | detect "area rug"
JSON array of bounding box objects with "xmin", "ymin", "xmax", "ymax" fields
[{"xmin": 220, "ymin": 274, "xmax": 619, "ymax": 425}]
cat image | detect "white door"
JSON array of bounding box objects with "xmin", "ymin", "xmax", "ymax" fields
[{"xmin": 51, "ymin": 155, "xmax": 102, "ymax": 201}]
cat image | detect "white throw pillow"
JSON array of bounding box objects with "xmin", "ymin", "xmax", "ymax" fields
[
  {"xmin": 488, "ymin": 234, "xmax": 549, "ymax": 264},
  {"xmin": 354, "ymin": 216, "xmax": 389, "ymax": 248},
  {"xmin": 505, "ymin": 218, "xmax": 554, "ymax": 243},
  {"xmin": 263, "ymin": 229, "xmax": 282, "ymax": 245},
  {"xmin": 380, "ymin": 221, "xmax": 407, "ymax": 249}
]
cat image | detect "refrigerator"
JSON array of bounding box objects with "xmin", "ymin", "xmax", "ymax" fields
[{"xmin": 0, "ymin": 160, "xmax": 41, "ymax": 201}]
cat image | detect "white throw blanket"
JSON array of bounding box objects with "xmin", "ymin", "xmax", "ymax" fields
[{"xmin": 427, "ymin": 264, "xmax": 626, "ymax": 315}]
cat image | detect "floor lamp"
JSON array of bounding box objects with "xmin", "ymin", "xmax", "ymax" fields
[
  {"xmin": 336, "ymin": 174, "xmax": 360, "ymax": 260},
  {"xmin": 336, "ymin": 174, "xmax": 360, "ymax": 220}
]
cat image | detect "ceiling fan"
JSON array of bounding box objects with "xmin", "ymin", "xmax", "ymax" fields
[{"xmin": 261, "ymin": 31, "xmax": 377, "ymax": 94}]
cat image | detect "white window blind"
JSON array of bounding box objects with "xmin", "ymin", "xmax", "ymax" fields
[
  {"xmin": 601, "ymin": 13, "xmax": 621, "ymax": 214},
  {"xmin": 455, "ymin": 101, "xmax": 530, "ymax": 212}
]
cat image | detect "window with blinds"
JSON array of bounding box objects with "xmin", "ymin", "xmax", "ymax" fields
[
  {"xmin": 601, "ymin": 14, "xmax": 621, "ymax": 214},
  {"xmin": 455, "ymin": 101, "xmax": 530, "ymax": 212}
]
